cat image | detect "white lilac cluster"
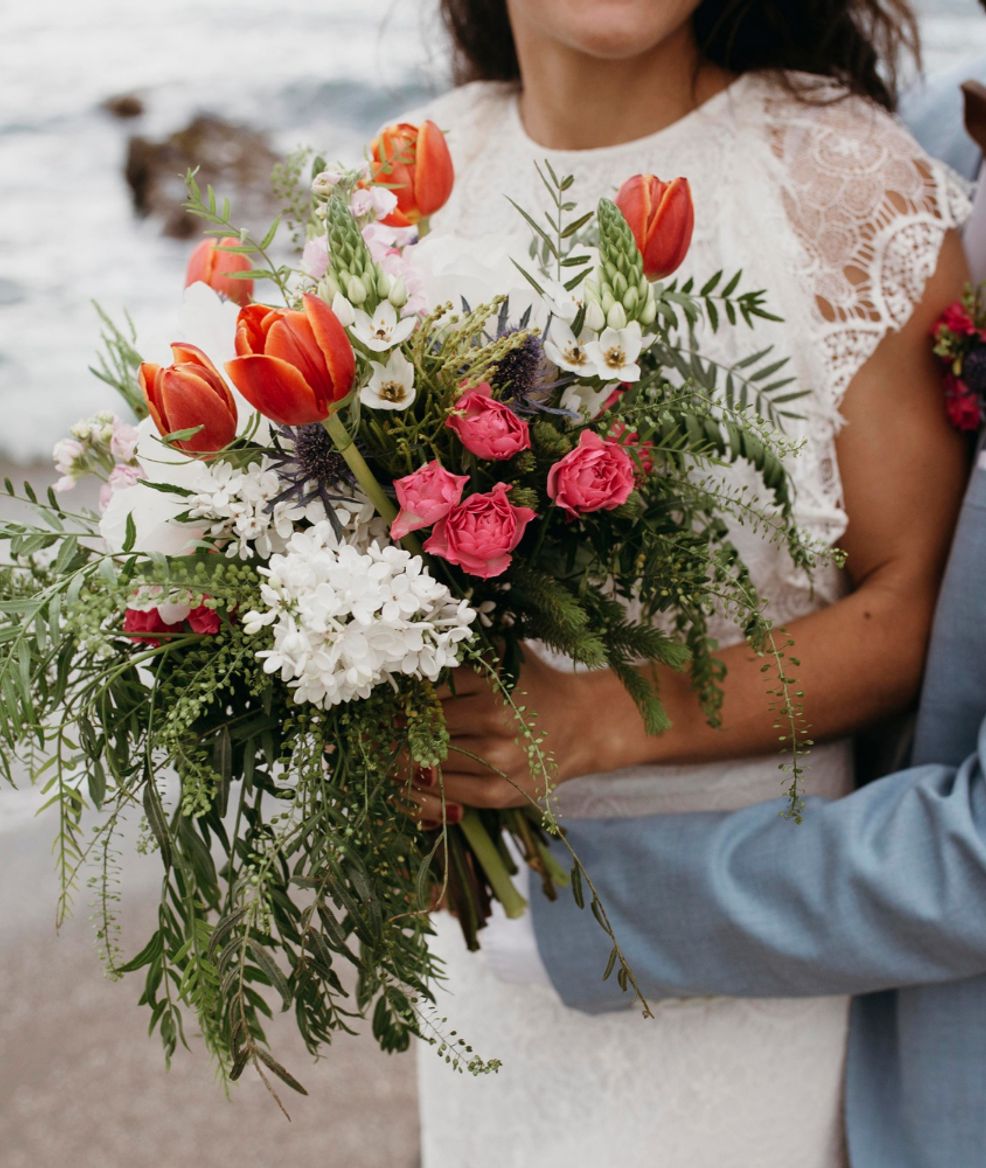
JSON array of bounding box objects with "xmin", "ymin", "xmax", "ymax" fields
[
  {"xmin": 185, "ymin": 459, "xmax": 315, "ymax": 561},
  {"xmin": 243, "ymin": 522, "xmax": 477, "ymax": 709},
  {"xmin": 185, "ymin": 459, "xmax": 385, "ymax": 561}
]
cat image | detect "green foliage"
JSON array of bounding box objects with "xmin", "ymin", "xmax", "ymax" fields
[{"xmin": 89, "ymin": 304, "xmax": 147, "ymax": 419}]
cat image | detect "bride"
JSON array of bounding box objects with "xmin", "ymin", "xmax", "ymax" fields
[{"xmin": 404, "ymin": 1, "xmax": 969, "ymax": 1164}]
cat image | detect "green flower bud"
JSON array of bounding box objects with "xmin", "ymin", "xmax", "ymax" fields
[
  {"xmin": 388, "ymin": 277, "xmax": 408, "ymax": 309},
  {"xmin": 584, "ymin": 300, "xmax": 606, "ymax": 332},
  {"xmin": 532, "ymin": 419, "xmax": 574, "ymax": 457},
  {"xmin": 607, "ymin": 302, "xmax": 628, "ymax": 330},
  {"xmin": 507, "ymin": 485, "xmax": 539, "ymax": 509},
  {"xmin": 347, "ymin": 275, "xmax": 368, "ymax": 305}
]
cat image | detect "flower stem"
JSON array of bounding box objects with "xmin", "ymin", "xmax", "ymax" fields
[
  {"xmin": 323, "ymin": 411, "xmax": 396, "ymax": 523},
  {"xmin": 458, "ymin": 809, "xmax": 528, "ymax": 919}
]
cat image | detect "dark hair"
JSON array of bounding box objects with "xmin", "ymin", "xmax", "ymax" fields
[{"xmin": 439, "ymin": 0, "xmax": 921, "ymax": 111}]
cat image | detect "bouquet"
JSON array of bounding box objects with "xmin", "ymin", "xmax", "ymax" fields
[{"xmin": 0, "ymin": 119, "xmax": 819, "ymax": 1100}]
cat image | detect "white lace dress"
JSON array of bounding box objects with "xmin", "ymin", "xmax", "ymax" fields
[{"xmin": 410, "ymin": 72, "xmax": 968, "ymax": 1168}]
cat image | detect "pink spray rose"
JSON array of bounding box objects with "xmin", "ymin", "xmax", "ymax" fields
[
  {"xmin": 187, "ymin": 604, "xmax": 222, "ymax": 635},
  {"xmin": 391, "ymin": 460, "xmax": 470, "ymax": 540},
  {"xmin": 547, "ymin": 429, "xmax": 636, "ymax": 516},
  {"xmin": 445, "ymin": 383, "xmax": 531, "ymax": 461},
  {"xmin": 424, "ymin": 482, "xmax": 536, "ymax": 579},
  {"xmin": 123, "ymin": 607, "xmax": 178, "ymax": 648}
]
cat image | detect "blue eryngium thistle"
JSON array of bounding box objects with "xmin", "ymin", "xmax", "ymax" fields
[
  {"xmin": 485, "ymin": 299, "xmax": 566, "ymax": 415},
  {"xmin": 266, "ymin": 423, "xmax": 357, "ymax": 537}
]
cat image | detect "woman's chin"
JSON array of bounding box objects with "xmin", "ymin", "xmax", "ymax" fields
[{"xmin": 515, "ymin": 0, "xmax": 700, "ymax": 62}]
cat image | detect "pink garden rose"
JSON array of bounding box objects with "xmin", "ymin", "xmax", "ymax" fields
[
  {"xmin": 391, "ymin": 460, "xmax": 470, "ymax": 541},
  {"xmin": 547, "ymin": 429, "xmax": 636, "ymax": 516},
  {"xmin": 445, "ymin": 383, "xmax": 531, "ymax": 461},
  {"xmin": 424, "ymin": 482, "xmax": 536, "ymax": 579}
]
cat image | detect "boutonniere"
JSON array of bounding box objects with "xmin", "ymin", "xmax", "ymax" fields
[{"xmin": 933, "ymin": 283, "xmax": 986, "ymax": 431}]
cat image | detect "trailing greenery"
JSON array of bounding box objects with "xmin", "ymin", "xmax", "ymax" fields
[{"xmin": 0, "ymin": 153, "xmax": 832, "ymax": 1103}]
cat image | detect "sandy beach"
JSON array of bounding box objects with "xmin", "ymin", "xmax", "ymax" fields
[{"xmin": 0, "ymin": 461, "xmax": 421, "ymax": 1168}]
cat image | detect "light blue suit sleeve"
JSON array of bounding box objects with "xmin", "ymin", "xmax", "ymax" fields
[
  {"xmin": 533, "ymin": 733, "xmax": 986, "ymax": 1010},
  {"xmin": 534, "ymin": 452, "xmax": 986, "ymax": 1012}
]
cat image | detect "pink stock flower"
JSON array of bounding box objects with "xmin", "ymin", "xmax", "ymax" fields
[
  {"xmin": 445, "ymin": 384, "xmax": 531, "ymax": 461},
  {"xmin": 391, "ymin": 460, "xmax": 470, "ymax": 541},
  {"xmin": 99, "ymin": 463, "xmax": 144, "ymax": 511},
  {"xmin": 110, "ymin": 419, "xmax": 139, "ymax": 463},
  {"xmin": 424, "ymin": 482, "xmax": 536, "ymax": 579},
  {"xmin": 301, "ymin": 237, "xmax": 330, "ymax": 280},
  {"xmin": 547, "ymin": 429, "xmax": 637, "ymax": 516},
  {"xmin": 350, "ymin": 186, "xmax": 399, "ymax": 221}
]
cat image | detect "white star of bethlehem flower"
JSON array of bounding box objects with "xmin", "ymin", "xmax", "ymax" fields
[
  {"xmin": 543, "ymin": 320, "xmax": 596, "ymax": 376},
  {"xmin": 585, "ymin": 322, "xmax": 643, "ymax": 383},
  {"xmin": 350, "ymin": 301, "xmax": 416, "ymax": 352},
  {"xmin": 359, "ymin": 350, "xmax": 416, "ymax": 411},
  {"xmin": 560, "ymin": 381, "xmax": 620, "ymax": 420}
]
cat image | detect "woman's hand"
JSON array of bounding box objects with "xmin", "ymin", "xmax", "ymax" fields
[{"xmin": 407, "ymin": 654, "xmax": 613, "ymax": 823}]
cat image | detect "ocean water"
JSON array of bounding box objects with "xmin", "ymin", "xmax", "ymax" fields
[{"xmin": 1, "ymin": 3, "xmax": 985, "ymax": 464}]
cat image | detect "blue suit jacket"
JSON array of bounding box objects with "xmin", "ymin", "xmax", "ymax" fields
[{"xmin": 532, "ymin": 449, "xmax": 986, "ymax": 1165}]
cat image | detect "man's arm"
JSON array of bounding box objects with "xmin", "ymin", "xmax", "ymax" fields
[{"xmin": 532, "ymin": 720, "xmax": 986, "ymax": 1011}]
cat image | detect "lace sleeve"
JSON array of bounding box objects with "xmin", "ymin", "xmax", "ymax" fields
[{"xmin": 764, "ymin": 83, "xmax": 971, "ymax": 403}]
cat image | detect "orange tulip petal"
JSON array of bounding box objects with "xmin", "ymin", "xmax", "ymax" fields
[
  {"xmin": 168, "ymin": 343, "xmax": 237, "ymax": 415},
  {"xmin": 234, "ymin": 303, "xmax": 275, "ymax": 356},
  {"xmin": 139, "ymin": 363, "xmax": 168, "ymax": 435},
  {"xmin": 225, "ymin": 354, "xmax": 326, "ymax": 426},
  {"xmin": 264, "ymin": 314, "xmax": 329, "ymax": 399},
  {"xmin": 184, "ymin": 238, "xmax": 214, "ymax": 288},
  {"xmin": 158, "ymin": 369, "xmax": 237, "ymax": 452},
  {"xmin": 302, "ymin": 294, "xmax": 355, "ymax": 402},
  {"xmin": 413, "ymin": 120, "xmax": 454, "ymax": 217}
]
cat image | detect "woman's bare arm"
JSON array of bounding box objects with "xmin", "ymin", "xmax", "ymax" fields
[{"xmin": 411, "ymin": 232, "xmax": 970, "ymax": 815}]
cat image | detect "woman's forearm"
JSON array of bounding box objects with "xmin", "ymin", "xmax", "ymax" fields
[{"xmin": 581, "ymin": 573, "xmax": 937, "ymax": 775}]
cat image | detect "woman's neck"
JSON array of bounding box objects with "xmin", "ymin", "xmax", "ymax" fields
[{"xmin": 511, "ymin": 19, "xmax": 734, "ymax": 151}]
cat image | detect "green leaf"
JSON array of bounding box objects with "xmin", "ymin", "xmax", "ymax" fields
[
  {"xmin": 142, "ymin": 778, "xmax": 173, "ymax": 870},
  {"xmin": 255, "ymin": 1047, "xmax": 309, "ymax": 1095}
]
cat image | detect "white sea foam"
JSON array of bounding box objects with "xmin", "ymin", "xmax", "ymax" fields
[{"xmin": 1, "ymin": 2, "xmax": 984, "ymax": 462}]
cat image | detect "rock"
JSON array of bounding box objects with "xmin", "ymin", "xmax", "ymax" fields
[
  {"xmin": 124, "ymin": 114, "xmax": 280, "ymax": 239},
  {"xmin": 102, "ymin": 93, "xmax": 145, "ymax": 119}
]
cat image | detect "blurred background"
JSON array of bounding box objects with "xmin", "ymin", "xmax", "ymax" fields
[{"xmin": 1, "ymin": 2, "xmax": 985, "ymax": 1165}]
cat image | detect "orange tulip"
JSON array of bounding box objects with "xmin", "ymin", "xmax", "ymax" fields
[
  {"xmin": 140, "ymin": 344, "xmax": 238, "ymax": 454},
  {"xmin": 185, "ymin": 236, "xmax": 254, "ymax": 306},
  {"xmin": 369, "ymin": 120, "xmax": 454, "ymax": 228},
  {"xmin": 614, "ymin": 175, "xmax": 694, "ymax": 280},
  {"xmin": 225, "ymin": 293, "xmax": 356, "ymax": 426}
]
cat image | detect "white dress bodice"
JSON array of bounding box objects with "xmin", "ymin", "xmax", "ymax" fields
[{"xmin": 411, "ymin": 72, "xmax": 968, "ymax": 1168}]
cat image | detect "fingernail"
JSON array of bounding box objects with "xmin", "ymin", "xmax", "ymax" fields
[
  {"xmin": 446, "ymin": 803, "xmax": 463, "ymax": 824},
  {"xmin": 415, "ymin": 765, "xmax": 437, "ymax": 788}
]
